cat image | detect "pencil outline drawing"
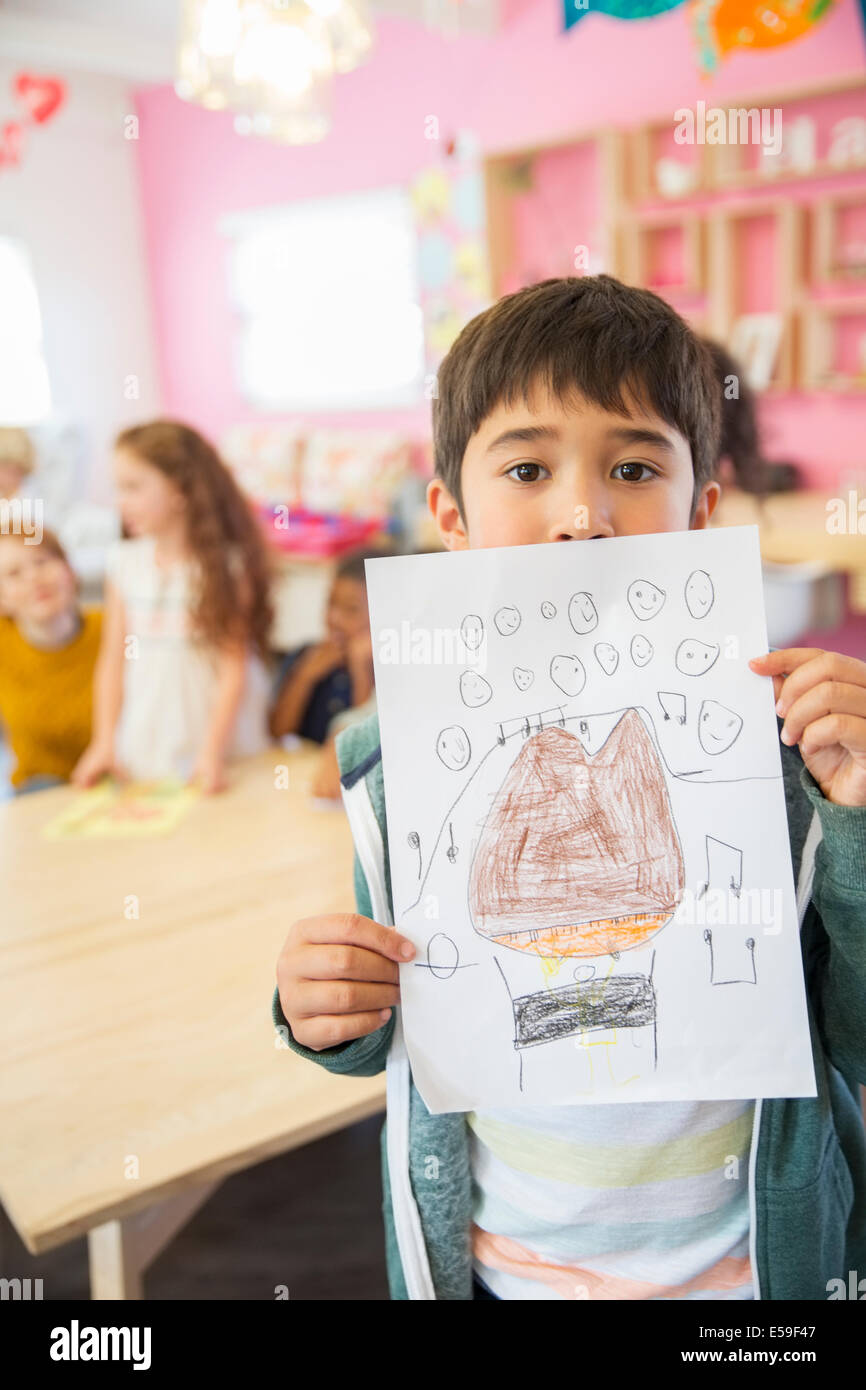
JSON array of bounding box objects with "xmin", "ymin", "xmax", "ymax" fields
[
  {"xmin": 631, "ymin": 634, "xmax": 654, "ymax": 667},
  {"xmin": 494, "ymin": 605, "xmax": 522, "ymax": 636},
  {"xmin": 675, "ymin": 638, "xmax": 720, "ymax": 676},
  {"xmin": 436, "ymin": 724, "xmax": 472, "ymax": 771},
  {"xmin": 627, "ymin": 580, "xmax": 666, "ymax": 621},
  {"xmin": 459, "ymin": 670, "xmax": 493, "ymax": 707},
  {"xmin": 568, "ymin": 592, "xmax": 599, "ymax": 634},
  {"xmin": 698, "ymin": 699, "xmax": 744, "ymax": 755},
  {"xmin": 685, "ymin": 569, "xmax": 715, "ymax": 620}
]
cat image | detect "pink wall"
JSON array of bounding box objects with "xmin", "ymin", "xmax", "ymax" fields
[{"xmin": 132, "ymin": 0, "xmax": 866, "ymax": 488}]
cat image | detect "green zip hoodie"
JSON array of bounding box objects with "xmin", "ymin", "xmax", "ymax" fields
[{"xmin": 272, "ymin": 711, "xmax": 866, "ymax": 1300}]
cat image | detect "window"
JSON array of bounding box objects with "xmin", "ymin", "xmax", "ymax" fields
[
  {"xmin": 0, "ymin": 237, "xmax": 51, "ymax": 424},
  {"xmin": 221, "ymin": 186, "xmax": 425, "ymax": 411}
]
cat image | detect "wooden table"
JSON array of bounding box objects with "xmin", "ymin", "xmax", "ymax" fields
[
  {"xmin": 712, "ymin": 487, "xmax": 866, "ymax": 612},
  {"xmin": 0, "ymin": 746, "xmax": 385, "ymax": 1299}
]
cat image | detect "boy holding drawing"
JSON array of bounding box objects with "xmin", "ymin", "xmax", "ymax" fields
[{"xmin": 273, "ymin": 276, "xmax": 866, "ymax": 1300}]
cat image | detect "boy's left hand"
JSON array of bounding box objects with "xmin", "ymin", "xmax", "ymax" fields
[{"xmin": 749, "ymin": 648, "xmax": 866, "ymax": 807}]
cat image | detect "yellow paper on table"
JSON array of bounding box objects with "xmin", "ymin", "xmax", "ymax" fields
[{"xmin": 42, "ymin": 777, "xmax": 200, "ymax": 840}]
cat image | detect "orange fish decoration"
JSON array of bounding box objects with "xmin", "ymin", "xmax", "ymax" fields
[{"xmin": 692, "ymin": 0, "xmax": 836, "ymax": 70}]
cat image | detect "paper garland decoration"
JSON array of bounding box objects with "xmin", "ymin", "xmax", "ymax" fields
[
  {"xmin": 563, "ymin": 0, "xmax": 837, "ymax": 72},
  {"xmin": 692, "ymin": 0, "xmax": 836, "ymax": 71},
  {"xmin": 564, "ymin": 0, "xmax": 685, "ymax": 26},
  {"xmin": 0, "ymin": 72, "xmax": 66, "ymax": 172}
]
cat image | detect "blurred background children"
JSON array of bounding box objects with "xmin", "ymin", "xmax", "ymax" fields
[
  {"xmin": 0, "ymin": 530, "xmax": 102, "ymax": 795},
  {"xmin": 72, "ymin": 420, "xmax": 275, "ymax": 795},
  {"xmin": 269, "ymin": 547, "xmax": 384, "ymax": 747},
  {"xmin": 702, "ymin": 339, "xmax": 772, "ymax": 498},
  {"xmin": 0, "ymin": 427, "xmax": 36, "ymax": 501}
]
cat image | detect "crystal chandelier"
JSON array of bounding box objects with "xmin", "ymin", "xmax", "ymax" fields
[{"xmin": 175, "ymin": 0, "xmax": 374, "ymax": 144}]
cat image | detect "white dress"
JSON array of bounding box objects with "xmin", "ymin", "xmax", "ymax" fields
[{"xmin": 105, "ymin": 537, "xmax": 271, "ymax": 781}]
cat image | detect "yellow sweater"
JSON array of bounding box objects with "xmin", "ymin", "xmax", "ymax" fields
[{"xmin": 0, "ymin": 607, "xmax": 102, "ymax": 787}]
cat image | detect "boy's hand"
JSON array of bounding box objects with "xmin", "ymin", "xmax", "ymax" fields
[
  {"xmin": 276, "ymin": 913, "xmax": 415, "ymax": 1051},
  {"xmin": 749, "ymin": 648, "xmax": 866, "ymax": 807}
]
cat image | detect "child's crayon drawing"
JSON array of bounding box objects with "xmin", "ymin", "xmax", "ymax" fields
[
  {"xmin": 365, "ymin": 527, "xmax": 817, "ymax": 1114},
  {"xmin": 42, "ymin": 777, "xmax": 199, "ymax": 840}
]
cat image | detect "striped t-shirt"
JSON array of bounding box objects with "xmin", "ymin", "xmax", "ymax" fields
[{"xmin": 469, "ymin": 1099, "xmax": 755, "ymax": 1300}]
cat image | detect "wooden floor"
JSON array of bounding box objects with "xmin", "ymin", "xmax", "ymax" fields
[{"xmin": 0, "ymin": 1116, "xmax": 389, "ymax": 1301}]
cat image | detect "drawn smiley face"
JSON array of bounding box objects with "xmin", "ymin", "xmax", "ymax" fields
[
  {"xmin": 568, "ymin": 592, "xmax": 599, "ymax": 634},
  {"xmin": 459, "ymin": 670, "xmax": 493, "ymax": 707},
  {"xmin": 630, "ymin": 634, "xmax": 654, "ymax": 667},
  {"xmin": 436, "ymin": 724, "xmax": 472, "ymax": 770},
  {"xmin": 540, "ymin": 601, "xmax": 556, "ymax": 619},
  {"xmin": 494, "ymin": 605, "xmax": 521, "ymax": 636},
  {"xmin": 513, "ymin": 666, "xmax": 534, "ymax": 691},
  {"xmin": 627, "ymin": 580, "xmax": 666, "ymax": 621},
  {"xmin": 594, "ymin": 642, "xmax": 619, "ymax": 676},
  {"xmin": 698, "ymin": 700, "xmax": 743, "ymax": 755},
  {"xmin": 460, "ymin": 613, "xmax": 484, "ymax": 651},
  {"xmin": 550, "ymin": 654, "xmax": 587, "ymax": 698},
  {"xmin": 675, "ymin": 638, "xmax": 720, "ymax": 676},
  {"xmin": 685, "ymin": 570, "xmax": 714, "ymax": 620}
]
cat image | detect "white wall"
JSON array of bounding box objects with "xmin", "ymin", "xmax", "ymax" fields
[{"xmin": 0, "ymin": 60, "xmax": 161, "ymax": 503}]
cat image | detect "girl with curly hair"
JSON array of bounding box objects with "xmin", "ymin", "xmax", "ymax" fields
[{"xmin": 73, "ymin": 420, "xmax": 275, "ymax": 793}]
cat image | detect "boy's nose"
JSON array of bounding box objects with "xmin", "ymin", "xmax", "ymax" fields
[{"xmin": 549, "ymin": 502, "xmax": 616, "ymax": 543}]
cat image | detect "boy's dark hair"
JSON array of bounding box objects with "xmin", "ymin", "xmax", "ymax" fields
[
  {"xmin": 702, "ymin": 338, "xmax": 770, "ymax": 498},
  {"xmin": 433, "ymin": 275, "xmax": 721, "ymax": 520}
]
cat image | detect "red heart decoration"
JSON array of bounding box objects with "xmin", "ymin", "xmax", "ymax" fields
[
  {"xmin": 13, "ymin": 72, "xmax": 65, "ymax": 125},
  {"xmin": 0, "ymin": 122, "xmax": 24, "ymax": 168}
]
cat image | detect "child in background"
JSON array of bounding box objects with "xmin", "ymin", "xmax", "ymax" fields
[
  {"xmin": 0, "ymin": 530, "xmax": 102, "ymax": 793},
  {"xmin": 0, "ymin": 427, "xmax": 35, "ymax": 500},
  {"xmin": 702, "ymin": 339, "xmax": 770, "ymax": 497},
  {"xmin": 72, "ymin": 420, "xmax": 274, "ymax": 794},
  {"xmin": 269, "ymin": 548, "xmax": 381, "ymax": 746}
]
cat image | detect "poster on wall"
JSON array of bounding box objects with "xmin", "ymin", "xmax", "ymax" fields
[{"xmin": 409, "ymin": 129, "xmax": 493, "ymax": 375}]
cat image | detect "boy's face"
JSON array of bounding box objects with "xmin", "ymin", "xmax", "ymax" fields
[
  {"xmin": 428, "ymin": 380, "xmax": 720, "ymax": 548},
  {"xmin": 0, "ymin": 538, "xmax": 77, "ymax": 624}
]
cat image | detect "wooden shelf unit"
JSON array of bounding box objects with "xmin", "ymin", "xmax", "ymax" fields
[{"xmin": 480, "ymin": 74, "xmax": 866, "ymax": 391}]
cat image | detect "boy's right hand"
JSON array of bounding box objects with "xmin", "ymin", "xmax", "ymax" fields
[{"xmin": 276, "ymin": 913, "xmax": 415, "ymax": 1051}]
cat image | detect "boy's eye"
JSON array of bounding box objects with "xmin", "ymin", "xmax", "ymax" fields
[
  {"xmin": 613, "ymin": 461, "xmax": 656, "ymax": 482},
  {"xmin": 506, "ymin": 461, "xmax": 548, "ymax": 483}
]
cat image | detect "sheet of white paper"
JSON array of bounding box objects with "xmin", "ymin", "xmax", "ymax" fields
[{"xmin": 366, "ymin": 526, "xmax": 817, "ymax": 1114}]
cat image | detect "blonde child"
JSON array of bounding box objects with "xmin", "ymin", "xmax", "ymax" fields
[
  {"xmin": 0, "ymin": 530, "xmax": 102, "ymax": 793},
  {"xmin": 72, "ymin": 420, "xmax": 274, "ymax": 794},
  {"xmin": 0, "ymin": 426, "xmax": 35, "ymax": 500}
]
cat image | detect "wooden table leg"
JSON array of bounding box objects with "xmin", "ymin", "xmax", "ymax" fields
[{"xmin": 88, "ymin": 1181, "xmax": 221, "ymax": 1300}]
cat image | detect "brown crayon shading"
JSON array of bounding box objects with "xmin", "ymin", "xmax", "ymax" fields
[{"xmin": 469, "ymin": 709, "xmax": 684, "ymax": 958}]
